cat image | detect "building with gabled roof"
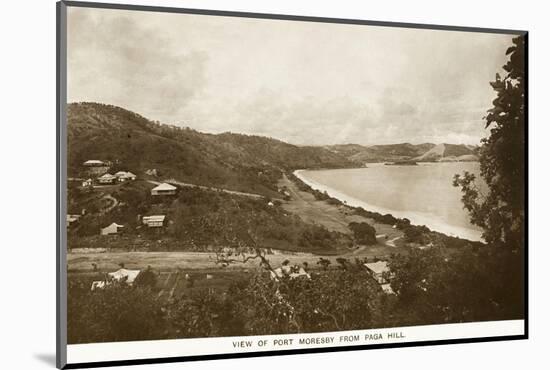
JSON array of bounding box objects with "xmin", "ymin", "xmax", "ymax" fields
[
  {"xmin": 108, "ymin": 268, "xmax": 141, "ymax": 285},
  {"xmin": 66, "ymin": 214, "xmax": 81, "ymax": 227},
  {"xmin": 100, "ymin": 222, "xmax": 124, "ymax": 235},
  {"xmin": 364, "ymin": 261, "xmax": 395, "ymax": 294},
  {"xmin": 364, "ymin": 261, "xmax": 389, "ymax": 276},
  {"xmin": 97, "ymin": 173, "xmax": 117, "ymax": 184},
  {"xmin": 83, "ymin": 160, "xmax": 105, "ymax": 166},
  {"xmin": 83, "ymin": 160, "xmax": 110, "ymax": 176},
  {"xmin": 151, "ymin": 183, "xmax": 177, "ymax": 196},
  {"xmin": 115, "ymin": 171, "xmax": 137, "ymax": 182},
  {"xmin": 142, "ymin": 215, "xmax": 166, "ymax": 228},
  {"xmin": 270, "ymin": 264, "xmax": 310, "ymax": 281}
]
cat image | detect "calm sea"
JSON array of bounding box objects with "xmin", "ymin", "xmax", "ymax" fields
[{"xmin": 296, "ymin": 162, "xmax": 484, "ymax": 241}]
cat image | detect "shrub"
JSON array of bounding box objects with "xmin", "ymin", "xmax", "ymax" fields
[
  {"xmin": 349, "ymin": 222, "xmax": 377, "ymax": 245},
  {"xmin": 134, "ymin": 267, "xmax": 158, "ymax": 288},
  {"xmin": 403, "ymin": 226, "xmax": 425, "ymax": 244}
]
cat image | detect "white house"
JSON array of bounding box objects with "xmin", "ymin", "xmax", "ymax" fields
[
  {"xmin": 100, "ymin": 222, "xmax": 124, "ymax": 235},
  {"xmin": 97, "ymin": 173, "xmax": 117, "ymax": 184},
  {"xmin": 364, "ymin": 261, "xmax": 395, "ymax": 294},
  {"xmin": 115, "ymin": 171, "xmax": 137, "ymax": 182},
  {"xmin": 91, "ymin": 281, "xmax": 108, "ymax": 291},
  {"xmin": 81, "ymin": 178, "xmax": 93, "ymax": 187},
  {"xmin": 90, "ymin": 268, "xmax": 141, "ymax": 290},
  {"xmin": 142, "ymin": 215, "xmax": 166, "ymax": 228},
  {"xmin": 364, "ymin": 261, "xmax": 391, "ymax": 284},
  {"xmin": 151, "ymin": 183, "xmax": 177, "ymax": 196},
  {"xmin": 83, "ymin": 160, "xmax": 110, "ymax": 176},
  {"xmin": 124, "ymin": 171, "xmax": 137, "ymax": 181},
  {"xmin": 381, "ymin": 283, "xmax": 395, "ymax": 294},
  {"xmin": 108, "ymin": 268, "xmax": 141, "ymax": 285},
  {"xmin": 83, "ymin": 160, "xmax": 105, "ymax": 167},
  {"xmin": 114, "ymin": 171, "xmax": 126, "ymax": 179},
  {"xmin": 66, "ymin": 214, "xmax": 81, "ymax": 227},
  {"xmin": 270, "ymin": 264, "xmax": 310, "ymax": 281}
]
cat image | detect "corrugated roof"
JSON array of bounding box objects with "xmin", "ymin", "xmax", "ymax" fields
[
  {"xmin": 152, "ymin": 183, "xmax": 177, "ymax": 191},
  {"xmin": 115, "ymin": 171, "xmax": 137, "ymax": 178},
  {"xmin": 99, "ymin": 173, "xmax": 115, "ymax": 179},
  {"xmin": 381, "ymin": 283, "xmax": 395, "ymax": 294},
  {"xmin": 104, "ymin": 222, "xmax": 124, "ymax": 228},
  {"xmin": 364, "ymin": 261, "xmax": 390, "ymax": 275},
  {"xmin": 270, "ymin": 265, "xmax": 310, "ymax": 280},
  {"xmin": 66, "ymin": 215, "xmax": 80, "ymax": 222},
  {"xmin": 143, "ymin": 215, "xmax": 166, "ymax": 222},
  {"xmin": 84, "ymin": 160, "xmax": 104, "ymax": 165},
  {"xmin": 108, "ymin": 269, "xmax": 141, "ymax": 284}
]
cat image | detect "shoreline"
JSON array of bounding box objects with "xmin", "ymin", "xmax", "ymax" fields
[{"xmin": 293, "ymin": 169, "xmax": 483, "ymax": 242}]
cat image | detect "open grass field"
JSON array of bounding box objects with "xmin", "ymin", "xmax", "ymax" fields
[{"xmin": 277, "ymin": 174, "xmax": 405, "ymax": 249}]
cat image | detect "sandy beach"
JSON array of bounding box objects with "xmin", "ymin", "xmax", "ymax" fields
[{"xmin": 294, "ymin": 169, "xmax": 483, "ymax": 242}]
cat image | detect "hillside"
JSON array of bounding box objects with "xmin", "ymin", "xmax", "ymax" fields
[
  {"xmin": 67, "ymin": 102, "xmax": 358, "ymax": 197},
  {"xmin": 327, "ymin": 143, "xmax": 435, "ymax": 163},
  {"xmin": 326, "ymin": 142, "xmax": 477, "ymax": 163},
  {"xmin": 413, "ymin": 143, "xmax": 476, "ymax": 162},
  {"xmin": 67, "ymin": 180, "xmax": 351, "ymax": 254}
]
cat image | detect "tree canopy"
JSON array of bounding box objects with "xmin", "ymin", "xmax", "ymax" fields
[{"xmin": 453, "ymin": 36, "xmax": 525, "ymax": 251}]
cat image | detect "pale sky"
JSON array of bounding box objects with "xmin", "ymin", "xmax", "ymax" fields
[{"xmin": 67, "ymin": 7, "xmax": 515, "ymax": 146}]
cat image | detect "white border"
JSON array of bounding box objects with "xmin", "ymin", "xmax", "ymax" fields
[{"xmin": 68, "ymin": 320, "xmax": 524, "ymax": 364}]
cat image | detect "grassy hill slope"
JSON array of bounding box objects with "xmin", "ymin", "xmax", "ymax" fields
[{"xmin": 68, "ymin": 102, "xmax": 358, "ymax": 197}]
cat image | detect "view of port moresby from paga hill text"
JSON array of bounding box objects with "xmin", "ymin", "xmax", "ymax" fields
[{"xmin": 66, "ymin": 5, "xmax": 525, "ymax": 345}]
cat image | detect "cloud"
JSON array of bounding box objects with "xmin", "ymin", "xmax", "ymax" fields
[
  {"xmin": 67, "ymin": 7, "xmax": 515, "ymax": 146},
  {"xmin": 68, "ymin": 8, "xmax": 207, "ymax": 121}
]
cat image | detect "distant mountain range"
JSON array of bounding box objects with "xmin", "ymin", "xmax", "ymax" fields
[{"xmin": 326, "ymin": 142, "xmax": 479, "ymax": 164}]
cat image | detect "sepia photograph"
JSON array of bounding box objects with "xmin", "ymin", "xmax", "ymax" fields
[{"xmin": 59, "ymin": 1, "xmax": 526, "ymax": 366}]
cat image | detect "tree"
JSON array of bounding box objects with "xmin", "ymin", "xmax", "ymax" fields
[
  {"xmin": 348, "ymin": 222, "xmax": 377, "ymax": 245},
  {"xmin": 67, "ymin": 283, "xmax": 165, "ymax": 344},
  {"xmin": 388, "ymin": 247, "xmax": 516, "ymax": 325},
  {"xmin": 452, "ymin": 36, "xmax": 525, "ymax": 319},
  {"xmin": 167, "ymin": 290, "xmax": 243, "ymax": 338},
  {"xmin": 453, "ymin": 36, "xmax": 525, "ymax": 251},
  {"xmin": 317, "ymin": 258, "xmax": 331, "ymax": 270},
  {"xmin": 403, "ymin": 226, "xmax": 425, "ymax": 244},
  {"xmin": 134, "ymin": 266, "xmax": 158, "ymax": 288},
  {"xmin": 395, "ymin": 218, "xmax": 411, "ymax": 230},
  {"xmin": 228, "ymin": 265, "xmax": 385, "ymax": 335},
  {"xmin": 335, "ymin": 258, "xmax": 348, "ymax": 270}
]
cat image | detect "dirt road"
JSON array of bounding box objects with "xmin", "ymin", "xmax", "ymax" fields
[
  {"xmin": 67, "ymin": 247, "xmax": 404, "ymax": 274},
  {"xmin": 98, "ymin": 194, "xmax": 118, "ymax": 215},
  {"xmin": 148, "ymin": 179, "xmax": 266, "ymax": 199}
]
